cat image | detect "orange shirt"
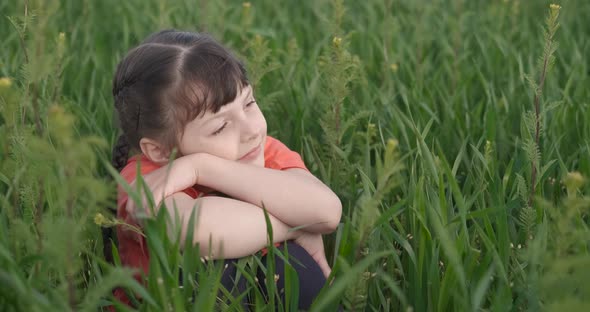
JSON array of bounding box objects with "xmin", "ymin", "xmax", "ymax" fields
[{"xmin": 115, "ymin": 136, "xmax": 308, "ymax": 279}]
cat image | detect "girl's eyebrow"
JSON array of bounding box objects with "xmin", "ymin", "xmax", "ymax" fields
[
  {"xmin": 244, "ymin": 87, "xmax": 253, "ymax": 99},
  {"xmin": 202, "ymin": 87, "xmax": 253, "ymax": 125}
]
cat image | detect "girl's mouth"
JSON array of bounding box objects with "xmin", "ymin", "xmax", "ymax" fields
[{"xmin": 239, "ymin": 144, "xmax": 261, "ymax": 161}]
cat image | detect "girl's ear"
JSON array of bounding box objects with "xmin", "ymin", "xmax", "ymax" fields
[{"xmin": 139, "ymin": 137, "xmax": 171, "ymax": 164}]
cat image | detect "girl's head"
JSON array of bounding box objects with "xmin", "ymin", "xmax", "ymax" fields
[{"xmin": 112, "ymin": 30, "xmax": 267, "ymax": 171}]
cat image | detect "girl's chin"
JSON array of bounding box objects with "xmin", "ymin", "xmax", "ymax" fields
[
  {"xmin": 237, "ymin": 150, "xmax": 264, "ymax": 167},
  {"xmin": 241, "ymin": 154, "xmax": 265, "ymax": 167}
]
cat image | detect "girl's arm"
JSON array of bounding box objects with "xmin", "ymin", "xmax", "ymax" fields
[
  {"xmin": 163, "ymin": 193, "xmax": 300, "ymax": 259},
  {"xmin": 196, "ymin": 154, "xmax": 342, "ymax": 234},
  {"xmin": 125, "ymin": 152, "xmax": 341, "ymax": 235}
]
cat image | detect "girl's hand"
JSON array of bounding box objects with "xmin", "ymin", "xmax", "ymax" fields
[
  {"xmin": 126, "ymin": 154, "xmax": 203, "ymax": 219},
  {"xmin": 294, "ymin": 232, "xmax": 331, "ymax": 278}
]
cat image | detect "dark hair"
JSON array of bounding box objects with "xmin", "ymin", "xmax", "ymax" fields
[
  {"xmin": 105, "ymin": 30, "xmax": 249, "ymax": 263},
  {"xmin": 111, "ymin": 29, "xmax": 249, "ymax": 171}
]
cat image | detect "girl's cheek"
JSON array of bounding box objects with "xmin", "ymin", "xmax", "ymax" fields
[
  {"xmin": 213, "ymin": 134, "xmax": 241, "ymax": 160},
  {"xmin": 257, "ymin": 111, "xmax": 267, "ymax": 132}
]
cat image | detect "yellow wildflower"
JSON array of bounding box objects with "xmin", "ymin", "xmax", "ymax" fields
[
  {"xmin": 94, "ymin": 213, "xmax": 107, "ymax": 226},
  {"xmin": 485, "ymin": 140, "xmax": 493, "ymax": 154},
  {"xmin": 243, "ymin": 2, "xmax": 251, "ymax": 8},
  {"xmin": 332, "ymin": 36, "xmax": 342, "ymax": 47},
  {"xmin": 390, "ymin": 63, "xmax": 399, "ymax": 73},
  {"xmin": 387, "ymin": 138, "xmax": 398, "ymax": 151},
  {"xmin": 549, "ymin": 4, "xmax": 561, "ymax": 10},
  {"xmin": 58, "ymin": 32, "xmax": 65, "ymax": 41},
  {"xmin": 0, "ymin": 77, "xmax": 12, "ymax": 88},
  {"xmin": 564, "ymin": 171, "xmax": 585, "ymax": 193}
]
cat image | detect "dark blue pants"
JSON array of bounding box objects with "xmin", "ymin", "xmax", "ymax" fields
[{"xmin": 219, "ymin": 241, "xmax": 326, "ymax": 310}]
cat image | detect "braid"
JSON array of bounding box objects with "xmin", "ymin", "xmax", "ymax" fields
[
  {"xmin": 112, "ymin": 134, "xmax": 130, "ymax": 172},
  {"xmin": 102, "ymin": 134, "xmax": 131, "ymax": 264}
]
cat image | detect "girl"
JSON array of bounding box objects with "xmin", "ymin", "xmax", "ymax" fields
[{"xmin": 110, "ymin": 30, "xmax": 342, "ymax": 309}]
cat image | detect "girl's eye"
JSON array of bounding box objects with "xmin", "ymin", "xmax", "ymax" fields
[
  {"xmin": 212, "ymin": 122, "xmax": 227, "ymax": 136},
  {"xmin": 245, "ymin": 100, "xmax": 256, "ymax": 108}
]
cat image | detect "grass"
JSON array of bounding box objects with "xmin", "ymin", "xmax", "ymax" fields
[{"xmin": 1, "ymin": 0, "xmax": 590, "ymax": 311}]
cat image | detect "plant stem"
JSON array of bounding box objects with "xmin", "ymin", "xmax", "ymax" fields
[
  {"xmin": 66, "ymin": 197, "xmax": 77, "ymax": 311},
  {"xmin": 31, "ymin": 82, "xmax": 43, "ymax": 135},
  {"xmin": 528, "ymin": 16, "xmax": 556, "ymax": 207}
]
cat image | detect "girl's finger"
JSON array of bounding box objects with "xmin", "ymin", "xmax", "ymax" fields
[
  {"xmin": 312, "ymin": 252, "xmax": 331, "ymax": 279},
  {"xmin": 319, "ymin": 259, "xmax": 331, "ymax": 278},
  {"xmin": 125, "ymin": 200, "xmax": 134, "ymax": 216},
  {"xmin": 323, "ymin": 267, "xmax": 332, "ymax": 279}
]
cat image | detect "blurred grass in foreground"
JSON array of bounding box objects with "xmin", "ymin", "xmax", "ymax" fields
[{"xmin": 1, "ymin": 0, "xmax": 590, "ymax": 311}]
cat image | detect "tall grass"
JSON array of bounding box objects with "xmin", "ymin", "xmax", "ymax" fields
[{"xmin": 1, "ymin": 0, "xmax": 590, "ymax": 311}]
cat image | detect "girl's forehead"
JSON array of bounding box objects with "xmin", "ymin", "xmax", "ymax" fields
[{"xmin": 238, "ymin": 85, "xmax": 253, "ymax": 99}]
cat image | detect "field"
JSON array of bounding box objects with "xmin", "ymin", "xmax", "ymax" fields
[{"xmin": 1, "ymin": 0, "xmax": 590, "ymax": 311}]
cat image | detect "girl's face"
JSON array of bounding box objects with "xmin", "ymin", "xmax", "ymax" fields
[{"xmin": 178, "ymin": 85, "xmax": 267, "ymax": 167}]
